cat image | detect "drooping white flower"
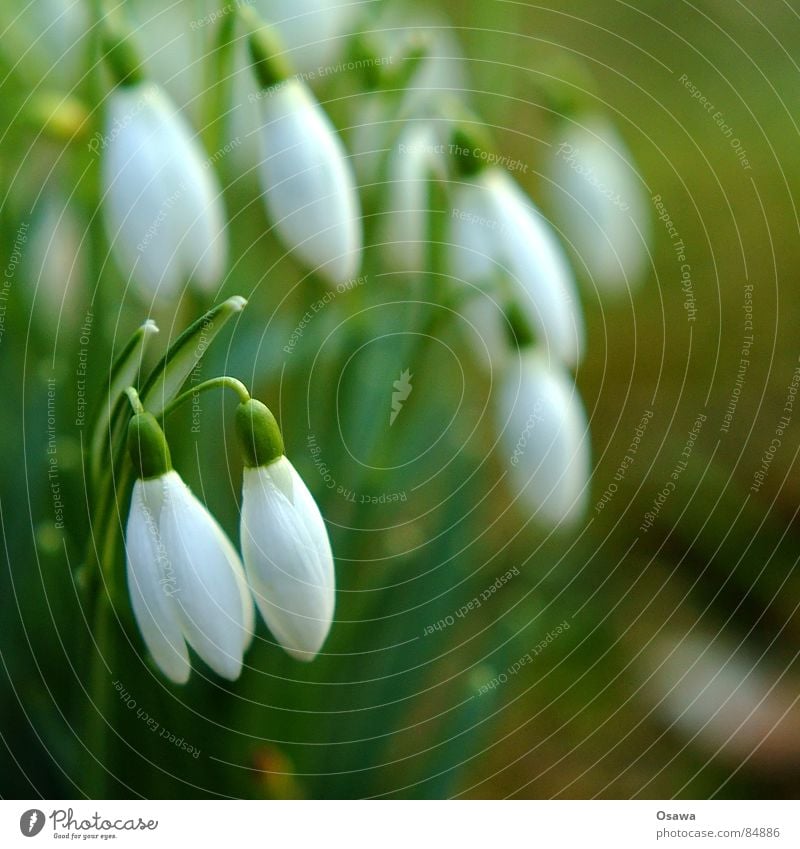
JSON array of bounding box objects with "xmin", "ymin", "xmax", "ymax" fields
[
  {"xmin": 236, "ymin": 400, "xmax": 335, "ymax": 661},
  {"xmin": 254, "ymin": 77, "xmax": 362, "ymax": 285},
  {"xmin": 496, "ymin": 351, "xmax": 590, "ymax": 526},
  {"xmin": 102, "ymin": 81, "xmax": 227, "ymax": 297},
  {"xmin": 547, "ymin": 116, "xmax": 650, "ymax": 293},
  {"xmin": 381, "ymin": 122, "xmax": 447, "ymax": 274},
  {"xmin": 452, "ymin": 168, "xmax": 584, "ymax": 368},
  {"xmin": 125, "ymin": 415, "xmax": 253, "ymax": 683}
]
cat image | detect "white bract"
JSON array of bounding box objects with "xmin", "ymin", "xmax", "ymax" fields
[
  {"xmin": 126, "ymin": 471, "xmax": 254, "ymax": 683},
  {"xmin": 240, "ymin": 457, "xmax": 335, "ymax": 661},
  {"xmin": 382, "ymin": 122, "xmax": 447, "ymax": 274},
  {"xmin": 496, "ymin": 351, "xmax": 590, "ymax": 526},
  {"xmin": 548, "ymin": 116, "xmax": 650, "ymax": 293},
  {"xmin": 448, "ymin": 168, "xmax": 585, "ymax": 368},
  {"xmin": 102, "ymin": 82, "xmax": 227, "ymax": 297},
  {"xmin": 255, "ymin": 78, "xmax": 362, "ymax": 284}
]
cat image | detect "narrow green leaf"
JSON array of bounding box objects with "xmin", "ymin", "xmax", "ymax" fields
[
  {"xmin": 90, "ymin": 319, "xmax": 159, "ymax": 483},
  {"xmin": 140, "ymin": 296, "xmax": 247, "ymax": 417}
]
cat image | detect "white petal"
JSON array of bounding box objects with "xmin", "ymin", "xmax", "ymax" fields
[
  {"xmin": 241, "ymin": 460, "xmax": 335, "ymax": 661},
  {"xmin": 103, "ymin": 83, "xmax": 227, "ymax": 297},
  {"xmin": 158, "ymin": 472, "xmax": 250, "ymax": 680},
  {"xmin": 257, "ymin": 79, "xmax": 362, "ymax": 285},
  {"xmin": 548, "ymin": 117, "xmax": 650, "ymax": 293},
  {"xmin": 125, "ymin": 478, "xmax": 190, "ymax": 684},
  {"xmin": 485, "ymin": 170, "xmax": 585, "ymax": 367},
  {"xmin": 447, "ymin": 181, "xmax": 502, "ymax": 286},
  {"xmin": 497, "ymin": 353, "xmax": 591, "ymax": 526}
]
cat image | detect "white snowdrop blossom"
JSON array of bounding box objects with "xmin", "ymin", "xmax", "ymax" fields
[
  {"xmin": 382, "ymin": 122, "xmax": 447, "ymax": 273},
  {"xmin": 102, "ymin": 82, "xmax": 227, "ymax": 297},
  {"xmin": 236, "ymin": 400, "xmax": 335, "ymax": 661},
  {"xmin": 548, "ymin": 116, "xmax": 650, "ymax": 293},
  {"xmin": 447, "ymin": 168, "xmax": 585, "ymax": 368},
  {"xmin": 254, "ymin": 77, "xmax": 362, "ymax": 284},
  {"xmin": 496, "ymin": 351, "xmax": 591, "ymax": 526},
  {"xmin": 124, "ymin": 412, "xmax": 253, "ymax": 683}
]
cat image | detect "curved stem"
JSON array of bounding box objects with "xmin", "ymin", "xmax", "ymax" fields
[
  {"xmin": 124, "ymin": 386, "xmax": 144, "ymax": 415},
  {"xmin": 159, "ymin": 375, "xmax": 250, "ymax": 420}
]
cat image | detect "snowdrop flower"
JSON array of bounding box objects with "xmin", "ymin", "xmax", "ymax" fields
[
  {"xmin": 548, "ymin": 115, "xmax": 650, "ymax": 293},
  {"xmin": 496, "ymin": 351, "xmax": 590, "ymax": 526},
  {"xmin": 382, "ymin": 122, "xmax": 447, "ymax": 273},
  {"xmin": 125, "ymin": 413, "xmax": 253, "ymax": 683},
  {"xmin": 244, "ymin": 12, "xmax": 362, "ymax": 285},
  {"xmin": 236, "ymin": 399, "xmax": 335, "ymax": 661},
  {"xmin": 449, "ymin": 164, "xmax": 584, "ymax": 368},
  {"xmin": 101, "ymin": 34, "xmax": 227, "ymax": 297},
  {"xmin": 28, "ymin": 195, "xmax": 86, "ymax": 318},
  {"xmin": 647, "ymin": 634, "xmax": 800, "ymax": 766}
]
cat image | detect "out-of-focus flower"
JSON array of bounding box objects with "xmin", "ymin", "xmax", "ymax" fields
[
  {"xmin": 237, "ymin": 400, "xmax": 335, "ymax": 661},
  {"xmin": 245, "ymin": 15, "xmax": 362, "ymax": 284},
  {"xmin": 102, "ymin": 80, "xmax": 227, "ymax": 297},
  {"xmin": 27, "ymin": 195, "xmax": 86, "ymax": 317},
  {"xmin": 495, "ymin": 351, "xmax": 591, "ymax": 526},
  {"xmin": 647, "ymin": 634, "xmax": 800, "ymax": 769},
  {"xmin": 448, "ymin": 166, "xmax": 585, "ymax": 369},
  {"xmin": 125, "ymin": 414, "xmax": 254, "ymax": 683},
  {"xmin": 0, "ymin": 0, "xmax": 88, "ymax": 90},
  {"xmin": 547, "ymin": 115, "xmax": 650, "ymax": 293},
  {"xmin": 381, "ymin": 122, "xmax": 447, "ymax": 274}
]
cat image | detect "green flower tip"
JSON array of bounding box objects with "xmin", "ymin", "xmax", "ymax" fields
[
  {"xmin": 238, "ymin": 6, "xmax": 293, "ymax": 90},
  {"xmin": 449, "ymin": 125, "xmax": 493, "ymax": 178},
  {"xmin": 505, "ymin": 301, "xmax": 536, "ymax": 351},
  {"xmin": 101, "ymin": 14, "xmax": 145, "ymax": 88},
  {"xmin": 236, "ymin": 399, "xmax": 285, "ymax": 468},
  {"xmin": 127, "ymin": 413, "xmax": 172, "ymax": 480}
]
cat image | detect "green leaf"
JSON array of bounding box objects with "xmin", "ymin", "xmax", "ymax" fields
[
  {"xmin": 140, "ymin": 296, "xmax": 247, "ymax": 417},
  {"xmin": 90, "ymin": 319, "xmax": 159, "ymax": 484}
]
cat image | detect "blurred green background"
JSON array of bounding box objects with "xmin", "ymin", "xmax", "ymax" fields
[{"xmin": 2, "ymin": 0, "xmax": 800, "ymax": 799}]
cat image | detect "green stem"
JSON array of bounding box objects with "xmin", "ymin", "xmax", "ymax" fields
[
  {"xmin": 160, "ymin": 375, "xmax": 250, "ymax": 420},
  {"xmin": 85, "ymin": 586, "xmax": 114, "ymax": 798}
]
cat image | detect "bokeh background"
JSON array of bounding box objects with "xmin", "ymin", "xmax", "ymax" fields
[{"xmin": 2, "ymin": 0, "xmax": 800, "ymax": 799}]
